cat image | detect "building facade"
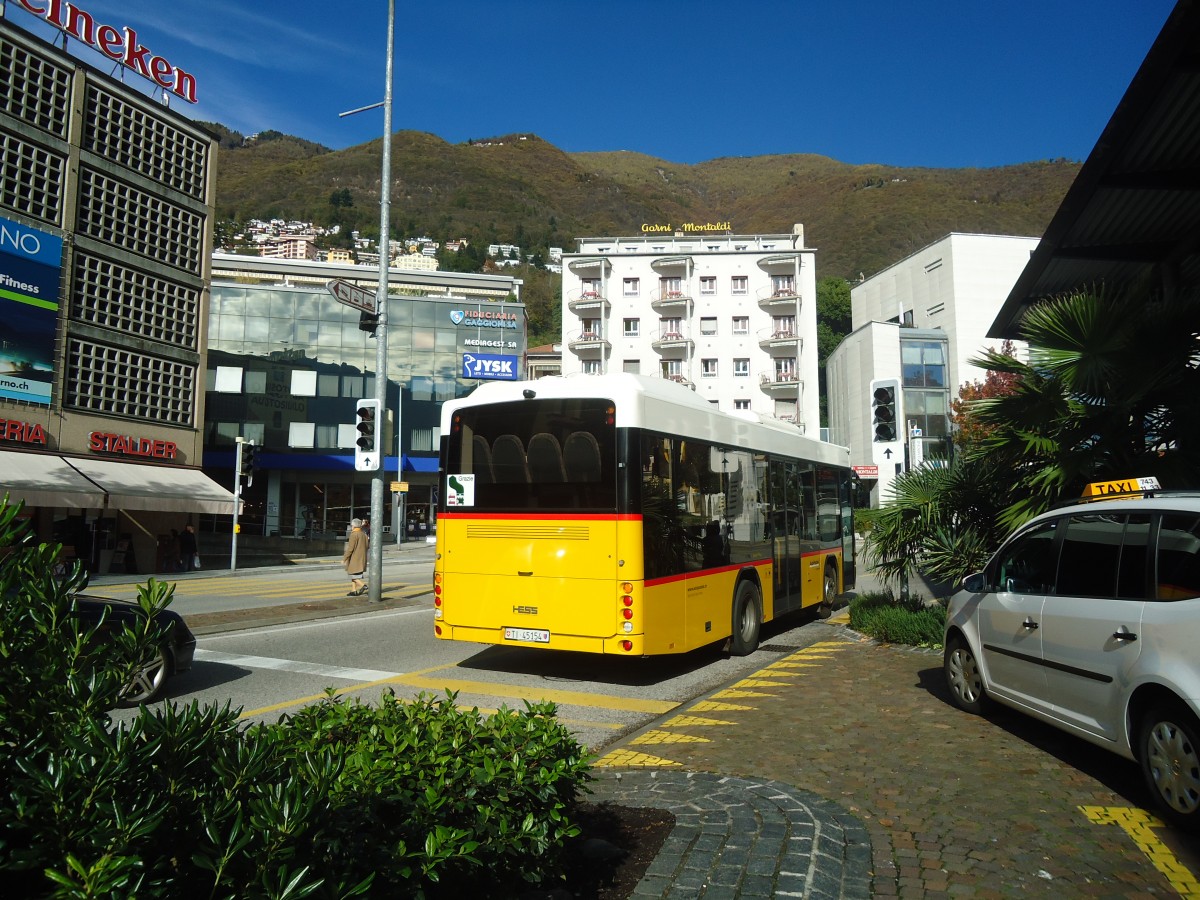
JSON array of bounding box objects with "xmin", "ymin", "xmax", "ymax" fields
[
  {"xmin": 0, "ymin": 10, "xmax": 235, "ymax": 575},
  {"xmin": 202, "ymin": 255, "xmax": 523, "ymax": 542},
  {"xmin": 560, "ymin": 225, "xmax": 819, "ymax": 431},
  {"xmin": 826, "ymin": 233, "xmax": 1038, "ymax": 505}
]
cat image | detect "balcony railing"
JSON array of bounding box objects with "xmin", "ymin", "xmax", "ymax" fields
[
  {"xmin": 662, "ymin": 373, "xmax": 694, "ymax": 389},
  {"xmin": 651, "ymin": 331, "xmax": 693, "ymax": 354},
  {"xmin": 757, "ymin": 286, "xmax": 801, "ymax": 311},
  {"xmin": 650, "ymin": 288, "xmax": 693, "ymax": 312},
  {"xmin": 567, "ymin": 288, "xmax": 609, "ymax": 313},
  {"xmin": 758, "ymin": 327, "xmax": 801, "ymax": 351},
  {"xmin": 567, "ymin": 330, "xmax": 611, "ymax": 354},
  {"xmin": 759, "ymin": 371, "xmax": 801, "ymax": 396}
]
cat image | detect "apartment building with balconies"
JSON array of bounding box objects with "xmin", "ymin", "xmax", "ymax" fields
[{"xmin": 560, "ymin": 225, "xmax": 819, "ymax": 431}]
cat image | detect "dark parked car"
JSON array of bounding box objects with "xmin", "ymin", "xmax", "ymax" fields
[{"xmin": 75, "ymin": 595, "xmax": 196, "ymax": 704}]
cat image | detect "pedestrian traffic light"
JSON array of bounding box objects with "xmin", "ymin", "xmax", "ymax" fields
[
  {"xmin": 870, "ymin": 379, "xmax": 900, "ymax": 442},
  {"xmin": 355, "ymin": 399, "xmax": 381, "ymax": 471},
  {"xmin": 358, "ymin": 310, "xmax": 379, "ymax": 336}
]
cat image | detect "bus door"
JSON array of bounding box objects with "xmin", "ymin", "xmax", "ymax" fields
[{"xmin": 769, "ymin": 459, "xmax": 803, "ymax": 613}]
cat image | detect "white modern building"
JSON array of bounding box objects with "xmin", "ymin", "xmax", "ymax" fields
[
  {"xmin": 561, "ymin": 225, "xmax": 819, "ymax": 431},
  {"xmin": 826, "ymin": 233, "xmax": 1038, "ymax": 504}
]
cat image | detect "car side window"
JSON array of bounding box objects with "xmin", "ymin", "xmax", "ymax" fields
[
  {"xmin": 990, "ymin": 520, "xmax": 1059, "ymax": 594},
  {"xmin": 1055, "ymin": 513, "xmax": 1150, "ymax": 599},
  {"xmin": 1156, "ymin": 514, "xmax": 1200, "ymax": 600}
]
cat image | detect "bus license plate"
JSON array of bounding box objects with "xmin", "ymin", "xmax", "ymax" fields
[{"xmin": 505, "ymin": 627, "xmax": 550, "ymax": 644}]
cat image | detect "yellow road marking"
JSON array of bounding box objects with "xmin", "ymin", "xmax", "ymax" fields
[
  {"xmin": 692, "ymin": 700, "xmax": 755, "ymax": 712},
  {"xmin": 713, "ymin": 689, "xmax": 774, "ymax": 698},
  {"xmin": 661, "ymin": 714, "xmax": 735, "ymax": 727},
  {"xmin": 399, "ymin": 675, "xmax": 677, "ymax": 714},
  {"xmin": 594, "ymin": 749, "xmax": 681, "ymax": 767},
  {"xmin": 1080, "ymin": 806, "xmax": 1200, "ymax": 896},
  {"xmin": 631, "ymin": 730, "xmax": 710, "ymax": 745}
]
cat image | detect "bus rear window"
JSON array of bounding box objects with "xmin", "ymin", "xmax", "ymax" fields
[{"xmin": 446, "ymin": 398, "xmax": 617, "ymax": 512}]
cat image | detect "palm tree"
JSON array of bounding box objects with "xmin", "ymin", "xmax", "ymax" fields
[{"xmin": 867, "ymin": 281, "xmax": 1200, "ymax": 590}]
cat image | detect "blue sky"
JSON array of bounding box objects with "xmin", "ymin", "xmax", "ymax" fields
[{"xmin": 11, "ymin": 0, "xmax": 1178, "ymax": 168}]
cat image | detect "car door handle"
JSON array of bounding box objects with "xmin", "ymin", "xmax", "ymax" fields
[
  {"xmin": 1022, "ymin": 617, "xmax": 1039, "ymax": 631},
  {"xmin": 1113, "ymin": 626, "xmax": 1138, "ymax": 642}
]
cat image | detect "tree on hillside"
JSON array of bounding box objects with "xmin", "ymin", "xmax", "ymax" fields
[{"xmin": 815, "ymin": 276, "xmax": 852, "ymax": 364}]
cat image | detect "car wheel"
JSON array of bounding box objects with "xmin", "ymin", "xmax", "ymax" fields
[
  {"xmin": 817, "ymin": 562, "xmax": 837, "ymax": 619},
  {"xmin": 1138, "ymin": 701, "xmax": 1200, "ymax": 830},
  {"xmin": 121, "ymin": 647, "xmax": 171, "ymax": 705},
  {"xmin": 730, "ymin": 580, "xmax": 762, "ymax": 656},
  {"xmin": 944, "ymin": 634, "xmax": 989, "ymax": 715}
]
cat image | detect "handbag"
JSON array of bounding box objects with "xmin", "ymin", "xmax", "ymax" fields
[{"xmin": 193, "ymin": 553, "xmax": 201, "ymax": 569}]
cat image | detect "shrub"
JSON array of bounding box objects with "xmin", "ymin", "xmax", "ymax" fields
[
  {"xmin": 0, "ymin": 498, "xmax": 592, "ymax": 899},
  {"xmin": 849, "ymin": 590, "xmax": 946, "ymax": 648}
]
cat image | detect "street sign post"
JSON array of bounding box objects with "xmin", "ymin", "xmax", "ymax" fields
[{"xmin": 325, "ymin": 279, "xmax": 377, "ymax": 314}]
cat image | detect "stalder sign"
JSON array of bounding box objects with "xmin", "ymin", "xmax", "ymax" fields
[{"xmin": 16, "ymin": 0, "xmax": 199, "ymax": 103}]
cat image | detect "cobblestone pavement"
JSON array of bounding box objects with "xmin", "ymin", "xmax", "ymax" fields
[{"xmin": 590, "ymin": 626, "xmax": 1200, "ymax": 898}]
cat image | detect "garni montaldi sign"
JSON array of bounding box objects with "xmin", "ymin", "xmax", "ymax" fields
[
  {"xmin": 641, "ymin": 222, "xmax": 733, "ymax": 234},
  {"xmin": 16, "ymin": 0, "xmax": 198, "ymax": 103}
]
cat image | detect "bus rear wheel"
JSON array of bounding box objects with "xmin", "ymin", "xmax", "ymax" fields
[
  {"xmin": 730, "ymin": 580, "xmax": 762, "ymax": 656},
  {"xmin": 818, "ymin": 562, "xmax": 838, "ymax": 619}
]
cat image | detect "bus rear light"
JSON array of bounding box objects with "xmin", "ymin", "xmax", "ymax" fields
[
  {"xmin": 621, "ymin": 595, "xmax": 633, "ymax": 607},
  {"xmin": 621, "ymin": 582, "xmax": 633, "ymax": 593},
  {"xmin": 622, "ymin": 608, "xmax": 633, "ymax": 620},
  {"xmin": 435, "ymin": 624, "xmax": 442, "ymax": 635},
  {"xmin": 434, "ymin": 595, "xmax": 442, "ymax": 607},
  {"xmin": 620, "ymin": 640, "xmax": 633, "ymax": 651}
]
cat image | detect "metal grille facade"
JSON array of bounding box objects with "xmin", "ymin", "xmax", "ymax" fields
[
  {"xmin": 77, "ymin": 167, "xmax": 205, "ymax": 274},
  {"xmin": 72, "ymin": 252, "xmax": 200, "ymax": 349},
  {"xmin": 0, "ymin": 130, "xmax": 65, "ymax": 224},
  {"xmin": 0, "ymin": 33, "xmax": 71, "ymax": 137},
  {"xmin": 83, "ymin": 86, "xmax": 209, "ymax": 200},
  {"xmin": 0, "ymin": 17, "xmax": 214, "ymax": 435},
  {"xmin": 66, "ymin": 338, "xmax": 195, "ymax": 425}
]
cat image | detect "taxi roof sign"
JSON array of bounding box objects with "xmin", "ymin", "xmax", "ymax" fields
[{"xmin": 1081, "ymin": 476, "xmax": 1161, "ymax": 499}]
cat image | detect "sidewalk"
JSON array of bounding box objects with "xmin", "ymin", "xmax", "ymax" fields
[{"xmin": 582, "ymin": 577, "xmax": 1198, "ymax": 897}]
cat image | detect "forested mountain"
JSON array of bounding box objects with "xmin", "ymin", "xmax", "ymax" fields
[{"xmin": 206, "ymin": 127, "xmax": 1079, "ymax": 284}]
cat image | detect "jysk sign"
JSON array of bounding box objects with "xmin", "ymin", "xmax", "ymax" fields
[
  {"xmin": 15, "ymin": 0, "xmax": 198, "ymax": 102},
  {"xmin": 0, "ymin": 216, "xmax": 63, "ymax": 406},
  {"xmin": 462, "ymin": 353, "xmax": 518, "ymax": 381}
]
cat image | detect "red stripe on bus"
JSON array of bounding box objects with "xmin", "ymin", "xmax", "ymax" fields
[
  {"xmin": 437, "ymin": 511, "xmax": 641, "ymax": 521},
  {"xmin": 645, "ymin": 559, "xmax": 773, "ymax": 587}
]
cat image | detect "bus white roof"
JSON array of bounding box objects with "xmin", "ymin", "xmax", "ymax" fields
[{"xmin": 441, "ymin": 374, "xmax": 849, "ymax": 468}]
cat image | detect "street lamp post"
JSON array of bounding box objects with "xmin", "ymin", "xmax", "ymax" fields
[{"xmin": 341, "ymin": 1, "xmax": 394, "ymax": 603}]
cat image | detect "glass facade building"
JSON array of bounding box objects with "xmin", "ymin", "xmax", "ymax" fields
[{"xmin": 201, "ymin": 263, "xmax": 524, "ymax": 541}]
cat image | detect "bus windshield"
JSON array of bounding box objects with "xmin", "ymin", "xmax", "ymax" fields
[{"xmin": 445, "ymin": 397, "xmax": 617, "ymax": 513}]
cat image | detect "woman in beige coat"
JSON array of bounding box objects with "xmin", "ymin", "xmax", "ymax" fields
[{"xmin": 342, "ymin": 518, "xmax": 369, "ymax": 596}]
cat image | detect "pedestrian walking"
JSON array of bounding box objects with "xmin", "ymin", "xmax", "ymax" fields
[
  {"xmin": 343, "ymin": 518, "xmax": 368, "ymax": 596},
  {"xmin": 178, "ymin": 524, "xmax": 198, "ymax": 571}
]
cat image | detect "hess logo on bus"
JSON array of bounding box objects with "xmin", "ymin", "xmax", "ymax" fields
[{"xmin": 513, "ymin": 605, "xmax": 538, "ymax": 615}]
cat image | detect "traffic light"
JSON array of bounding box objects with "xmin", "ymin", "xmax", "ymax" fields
[
  {"xmin": 243, "ymin": 440, "xmax": 262, "ymax": 486},
  {"xmin": 354, "ymin": 399, "xmax": 381, "ymax": 471},
  {"xmin": 870, "ymin": 379, "xmax": 900, "ymax": 442},
  {"xmin": 358, "ymin": 310, "xmax": 379, "ymax": 336}
]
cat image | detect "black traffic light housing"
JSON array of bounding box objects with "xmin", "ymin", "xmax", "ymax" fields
[
  {"xmin": 358, "ymin": 310, "xmax": 379, "ymax": 336},
  {"xmin": 870, "ymin": 379, "xmax": 900, "ymax": 443},
  {"xmin": 240, "ymin": 439, "xmax": 263, "ymax": 486},
  {"xmin": 355, "ymin": 399, "xmax": 381, "ymax": 471}
]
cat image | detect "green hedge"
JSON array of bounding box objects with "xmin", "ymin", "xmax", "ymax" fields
[
  {"xmin": 0, "ymin": 498, "xmax": 592, "ymax": 899},
  {"xmin": 848, "ymin": 591, "xmax": 946, "ymax": 648}
]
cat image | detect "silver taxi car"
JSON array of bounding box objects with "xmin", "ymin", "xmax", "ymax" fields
[{"xmin": 943, "ymin": 478, "xmax": 1200, "ymax": 829}]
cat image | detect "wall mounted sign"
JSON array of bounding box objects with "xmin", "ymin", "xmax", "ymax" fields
[{"xmin": 0, "ymin": 215, "xmax": 62, "ymax": 406}]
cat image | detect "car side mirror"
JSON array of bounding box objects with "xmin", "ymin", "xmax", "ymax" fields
[{"xmin": 963, "ymin": 572, "xmax": 985, "ymax": 593}]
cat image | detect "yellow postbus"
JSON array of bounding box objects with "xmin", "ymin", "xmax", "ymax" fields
[{"xmin": 433, "ymin": 373, "xmax": 856, "ymax": 656}]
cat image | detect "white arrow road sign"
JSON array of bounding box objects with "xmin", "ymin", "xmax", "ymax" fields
[{"xmin": 326, "ymin": 279, "xmax": 378, "ymax": 314}]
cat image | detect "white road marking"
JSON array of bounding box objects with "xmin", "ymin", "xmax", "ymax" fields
[{"xmin": 194, "ymin": 649, "xmax": 401, "ymax": 682}]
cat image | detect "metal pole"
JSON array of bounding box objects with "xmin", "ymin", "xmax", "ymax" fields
[
  {"xmin": 367, "ymin": 0, "xmax": 394, "ymax": 603},
  {"xmin": 232, "ymin": 437, "xmax": 244, "ymax": 571}
]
